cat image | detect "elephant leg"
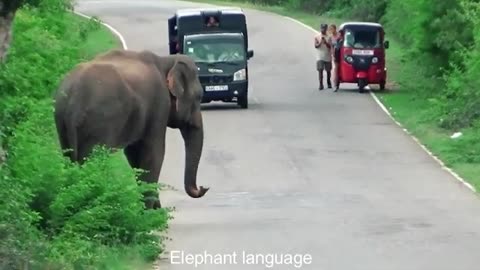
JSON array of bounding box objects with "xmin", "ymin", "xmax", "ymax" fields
[
  {"xmin": 135, "ymin": 138, "xmax": 166, "ymax": 209},
  {"xmin": 54, "ymin": 117, "xmax": 71, "ymax": 159},
  {"xmin": 124, "ymin": 141, "xmax": 143, "ymax": 168},
  {"xmin": 76, "ymin": 140, "xmax": 96, "ymax": 165},
  {"xmin": 125, "ymin": 143, "xmax": 159, "ymax": 208}
]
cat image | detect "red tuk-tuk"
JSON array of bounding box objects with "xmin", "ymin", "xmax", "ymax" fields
[{"xmin": 334, "ymin": 22, "xmax": 389, "ymax": 93}]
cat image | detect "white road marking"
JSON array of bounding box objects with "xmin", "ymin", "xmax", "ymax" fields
[
  {"xmin": 284, "ymin": 16, "xmax": 476, "ymax": 193},
  {"xmin": 73, "ymin": 10, "xmax": 129, "ymax": 49}
]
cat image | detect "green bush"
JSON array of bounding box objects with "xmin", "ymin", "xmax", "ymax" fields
[
  {"xmin": 385, "ymin": 0, "xmax": 474, "ymax": 74},
  {"xmin": 0, "ymin": 7, "xmax": 98, "ymax": 143},
  {"xmin": 0, "ymin": 2, "xmax": 169, "ymax": 269},
  {"xmin": 437, "ymin": 0, "xmax": 480, "ymax": 130},
  {"xmin": 3, "ymin": 101, "xmax": 168, "ymax": 268},
  {"xmin": 229, "ymin": 0, "xmax": 387, "ymax": 20},
  {"xmin": 325, "ymin": 0, "xmax": 388, "ymax": 21}
]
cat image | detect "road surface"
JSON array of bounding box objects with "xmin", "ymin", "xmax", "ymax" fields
[{"xmin": 76, "ymin": 1, "xmax": 480, "ymax": 269}]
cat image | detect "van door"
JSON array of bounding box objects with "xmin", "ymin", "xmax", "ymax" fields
[{"xmin": 168, "ymin": 16, "xmax": 177, "ymax": 54}]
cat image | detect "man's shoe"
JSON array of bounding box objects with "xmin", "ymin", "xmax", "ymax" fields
[{"xmin": 319, "ymin": 84, "xmax": 324, "ymax": 90}]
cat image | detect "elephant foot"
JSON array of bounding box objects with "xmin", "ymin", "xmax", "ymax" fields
[
  {"xmin": 144, "ymin": 197, "xmax": 162, "ymax": 209},
  {"xmin": 143, "ymin": 193, "xmax": 162, "ymax": 209},
  {"xmin": 152, "ymin": 199, "xmax": 162, "ymax": 209}
]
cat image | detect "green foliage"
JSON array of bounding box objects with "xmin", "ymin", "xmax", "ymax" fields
[
  {"xmin": 437, "ymin": 0, "xmax": 480, "ymax": 129},
  {"xmin": 0, "ymin": 9, "xmax": 100, "ymax": 143},
  {"xmin": 0, "ymin": 2, "xmax": 169, "ymax": 269},
  {"xmin": 327, "ymin": 0, "xmax": 388, "ymax": 22},
  {"xmin": 225, "ymin": 0, "xmax": 387, "ymax": 20},
  {"xmin": 386, "ymin": 0, "xmax": 474, "ymax": 70},
  {"xmin": 23, "ymin": 0, "xmax": 74, "ymax": 11}
]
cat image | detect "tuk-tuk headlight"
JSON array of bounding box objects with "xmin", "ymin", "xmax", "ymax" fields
[
  {"xmin": 345, "ymin": 56, "xmax": 354, "ymax": 64},
  {"xmin": 233, "ymin": 69, "xmax": 246, "ymax": 81},
  {"xmin": 372, "ymin": 57, "xmax": 379, "ymax": 64}
]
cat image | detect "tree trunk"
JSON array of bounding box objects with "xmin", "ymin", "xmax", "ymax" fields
[
  {"xmin": 0, "ymin": 11, "xmax": 14, "ymax": 63},
  {"xmin": 0, "ymin": 1, "xmax": 22, "ymax": 163},
  {"xmin": 0, "ymin": 146, "xmax": 5, "ymax": 164},
  {"xmin": 0, "ymin": 0, "xmax": 22, "ymax": 63}
]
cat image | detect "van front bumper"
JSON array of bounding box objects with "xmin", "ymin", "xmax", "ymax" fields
[{"xmin": 201, "ymin": 81, "xmax": 248, "ymax": 102}]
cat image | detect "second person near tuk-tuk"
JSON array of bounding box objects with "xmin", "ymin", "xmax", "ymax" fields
[{"xmin": 328, "ymin": 24, "xmax": 341, "ymax": 91}]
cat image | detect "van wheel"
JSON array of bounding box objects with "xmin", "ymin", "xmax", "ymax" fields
[{"xmin": 237, "ymin": 94, "xmax": 248, "ymax": 109}]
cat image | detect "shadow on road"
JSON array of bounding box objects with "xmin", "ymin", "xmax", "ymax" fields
[{"xmin": 201, "ymin": 101, "xmax": 261, "ymax": 111}]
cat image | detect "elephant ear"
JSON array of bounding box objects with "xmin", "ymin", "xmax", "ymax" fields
[{"xmin": 166, "ymin": 60, "xmax": 187, "ymax": 112}]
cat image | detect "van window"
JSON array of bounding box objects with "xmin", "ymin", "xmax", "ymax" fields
[{"xmin": 184, "ymin": 37, "xmax": 245, "ymax": 63}]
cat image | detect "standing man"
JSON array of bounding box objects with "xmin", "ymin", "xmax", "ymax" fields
[{"xmin": 314, "ymin": 24, "xmax": 332, "ymax": 90}]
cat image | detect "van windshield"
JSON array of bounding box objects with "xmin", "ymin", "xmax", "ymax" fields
[
  {"xmin": 343, "ymin": 29, "xmax": 381, "ymax": 49},
  {"xmin": 184, "ymin": 36, "xmax": 246, "ymax": 64}
]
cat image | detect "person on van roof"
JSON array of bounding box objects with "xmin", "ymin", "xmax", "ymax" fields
[{"xmin": 206, "ymin": 16, "xmax": 219, "ymax": 27}]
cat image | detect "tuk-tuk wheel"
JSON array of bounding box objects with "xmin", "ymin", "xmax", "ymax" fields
[
  {"xmin": 379, "ymin": 81, "xmax": 386, "ymax": 91},
  {"xmin": 358, "ymin": 79, "xmax": 367, "ymax": 93}
]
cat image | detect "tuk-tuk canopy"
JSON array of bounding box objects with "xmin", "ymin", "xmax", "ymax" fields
[
  {"xmin": 338, "ymin": 22, "xmax": 386, "ymax": 49},
  {"xmin": 339, "ymin": 22, "xmax": 384, "ymax": 33}
]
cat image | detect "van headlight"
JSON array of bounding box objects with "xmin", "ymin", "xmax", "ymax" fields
[
  {"xmin": 233, "ymin": 69, "xmax": 246, "ymax": 81},
  {"xmin": 372, "ymin": 57, "xmax": 379, "ymax": 64}
]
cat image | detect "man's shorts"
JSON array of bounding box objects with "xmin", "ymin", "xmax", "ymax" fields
[{"xmin": 316, "ymin": 60, "xmax": 332, "ymax": 71}]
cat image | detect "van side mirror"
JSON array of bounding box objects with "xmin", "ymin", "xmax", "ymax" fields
[
  {"xmin": 384, "ymin": 40, "xmax": 390, "ymax": 49},
  {"xmin": 247, "ymin": 50, "xmax": 254, "ymax": 59}
]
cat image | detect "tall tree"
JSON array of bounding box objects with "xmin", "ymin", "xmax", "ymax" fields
[{"xmin": 0, "ymin": 0, "xmax": 23, "ymax": 63}]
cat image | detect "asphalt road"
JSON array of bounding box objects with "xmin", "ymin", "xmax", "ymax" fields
[{"xmin": 76, "ymin": 1, "xmax": 480, "ymax": 269}]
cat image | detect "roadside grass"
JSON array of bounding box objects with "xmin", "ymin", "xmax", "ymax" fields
[
  {"xmin": 69, "ymin": 13, "xmax": 121, "ymax": 57},
  {"xmin": 184, "ymin": 0, "xmax": 480, "ymax": 190}
]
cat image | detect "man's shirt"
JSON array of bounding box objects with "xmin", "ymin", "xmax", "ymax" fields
[{"xmin": 315, "ymin": 33, "xmax": 332, "ymax": 62}]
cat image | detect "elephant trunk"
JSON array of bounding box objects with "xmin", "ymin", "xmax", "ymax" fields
[{"xmin": 180, "ymin": 112, "xmax": 209, "ymax": 198}]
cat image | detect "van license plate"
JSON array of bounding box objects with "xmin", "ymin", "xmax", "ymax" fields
[
  {"xmin": 352, "ymin": 49, "xmax": 374, "ymax": 56},
  {"xmin": 205, "ymin": 85, "xmax": 228, "ymax": 91}
]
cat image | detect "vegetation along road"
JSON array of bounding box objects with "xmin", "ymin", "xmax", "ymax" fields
[
  {"xmin": 1, "ymin": 0, "xmax": 479, "ymax": 269},
  {"xmin": 74, "ymin": 0, "xmax": 480, "ymax": 269}
]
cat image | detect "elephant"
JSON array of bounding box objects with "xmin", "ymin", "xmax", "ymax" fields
[{"xmin": 53, "ymin": 49, "xmax": 209, "ymax": 209}]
